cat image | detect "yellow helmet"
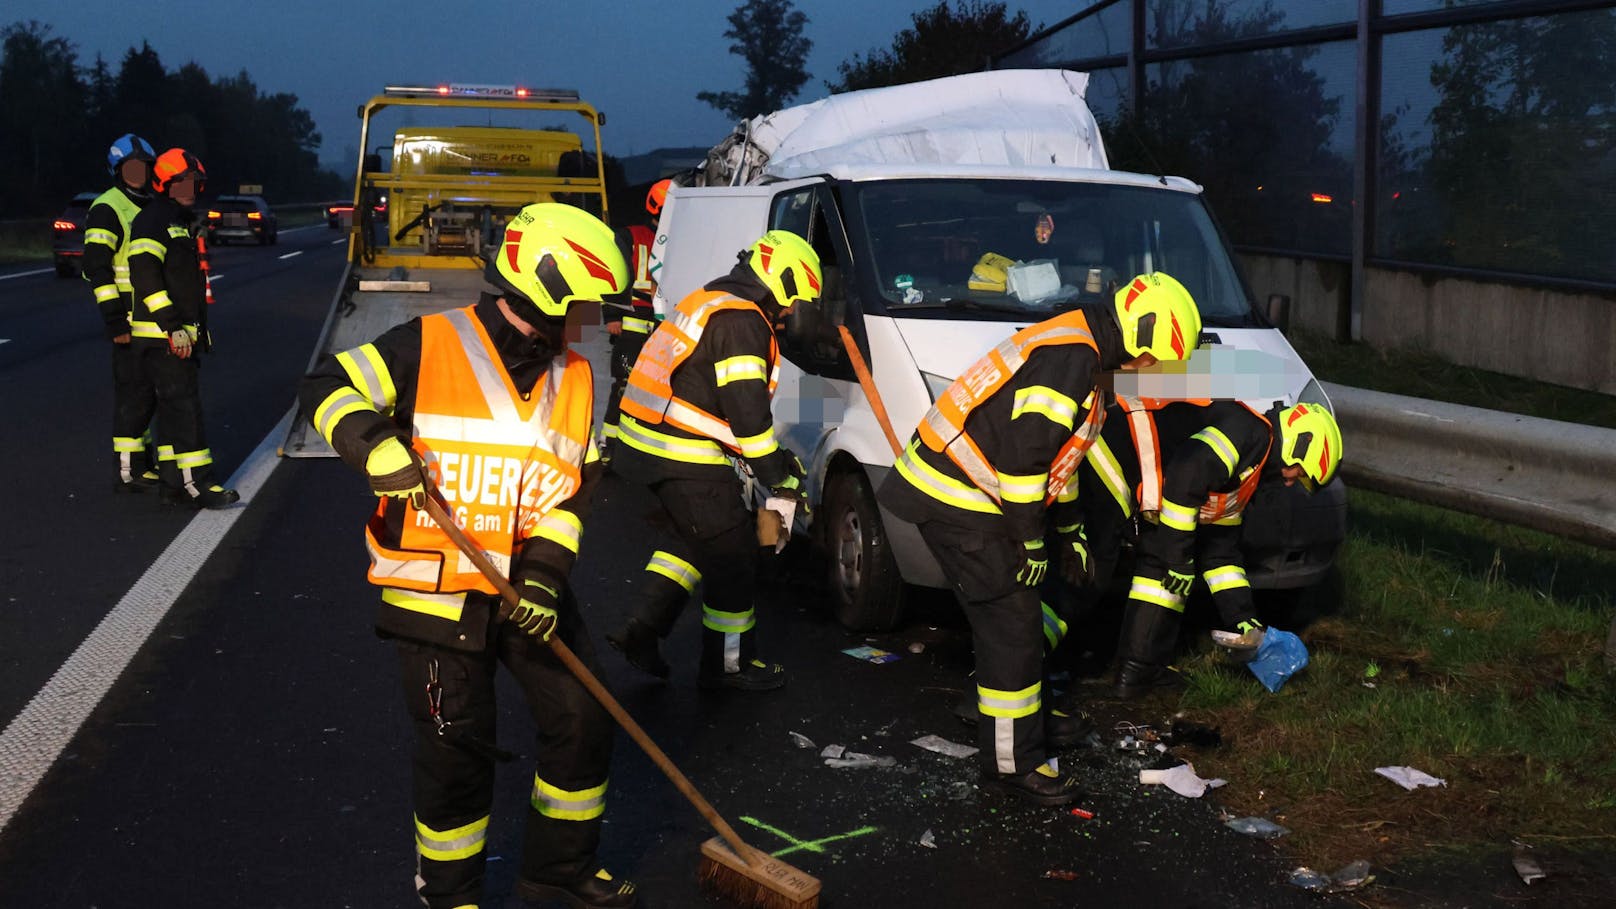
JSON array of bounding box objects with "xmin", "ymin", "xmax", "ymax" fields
[
  {"xmin": 1277, "ymin": 402, "xmax": 1343, "ymax": 491},
  {"xmin": 1113, "ymin": 272, "xmax": 1202, "ymax": 362},
  {"xmin": 486, "ymin": 203, "xmax": 627, "ymax": 319},
  {"xmin": 746, "ymin": 230, "xmax": 821, "ymax": 309}
]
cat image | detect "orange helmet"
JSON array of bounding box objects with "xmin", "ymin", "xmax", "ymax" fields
[
  {"xmin": 152, "ymin": 148, "xmax": 206, "ymax": 194},
  {"xmin": 646, "ymin": 179, "xmax": 672, "ymax": 218}
]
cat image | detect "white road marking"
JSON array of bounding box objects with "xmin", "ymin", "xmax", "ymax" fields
[
  {"xmin": 278, "ymin": 251, "xmax": 303, "ymax": 260},
  {"xmin": 0, "ymin": 268, "xmax": 54, "ymax": 282},
  {"xmin": 207, "ymin": 273, "xmax": 224, "ymax": 283},
  {"xmin": 0, "ymin": 339, "xmax": 9, "ymax": 345},
  {"xmin": 280, "ymin": 225, "xmax": 323, "ymax": 235},
  {"xmin": 330, "ymin": 239, "xmax": 346, "ymax": 246},
  {"xmin": 0, "ymin": 406, "xmax": 294, "ymax": 834}
]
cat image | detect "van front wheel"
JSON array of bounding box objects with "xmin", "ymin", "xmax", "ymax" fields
[{"xmin": 822, "ymin": 471, "xmax": 904, "ymax": 632}]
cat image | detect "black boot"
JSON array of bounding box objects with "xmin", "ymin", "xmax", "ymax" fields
[
  {"xmin": 1112, "ymin": 601, "xmax": 1186, "ymax": 700},
  {"xmin": 698, "ymin": 658, "xmax": 786, "ymax": 691},
  {"xmin": 984, "ymin": 764, "xmax": 1084, "ymax": 807},
  {"xmin": 160, "ymin": 482, "xmax": 239, "ymax": 510},
  {"xmin": 518, "ymin": 868, "xmax": 639, "ymax": 909},
  {"xmin": 1046, "ymin": 707, "xmax": 1094, "ymax": 749},
  {"xmin": 114, "ymin": 468, "xmax": 159, "ymax": 494},
  {"xmin": 605, "ymin": 618, "xmax": 670, "ymax": 679}
]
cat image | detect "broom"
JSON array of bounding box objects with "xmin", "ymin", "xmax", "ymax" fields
[{"xmin": 420, "ymin": 488, "xmax": 821, "ymax": 909}]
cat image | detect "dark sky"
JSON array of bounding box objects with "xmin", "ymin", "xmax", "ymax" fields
[{"xmin": 9, "ymin": 0, "xmax": 1078, "ymax": 166}]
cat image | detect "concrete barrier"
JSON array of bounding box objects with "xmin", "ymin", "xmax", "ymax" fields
[{"xmin": 1325, "ymin": 382, "xmax": 1616, "ymax": 549}]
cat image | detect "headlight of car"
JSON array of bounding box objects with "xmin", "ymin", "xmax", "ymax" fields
[
  {"xmin": 921, "ymin": 371, "xmax": 954, "ymax": 403},
  {"xmin": 1297, "ymin": 378, "xmax": 1334, "ymax": 413}
]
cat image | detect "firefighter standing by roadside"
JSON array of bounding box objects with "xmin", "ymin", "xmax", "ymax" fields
[
  {"xmin": 297, "ymin": 203, "xmax": 639, "ymax": 909},
  {"xmin": 1082, "ymin": 397, "xmax": 1343, "ymax": 698},
  {"xmin": 127, "ymin": 148, "xmax": 238, "ymax": 509},
  {"xmin": 603, "ymin": 230, "xmax": 820, "ymax": 691},
  {"xmin": 599, "ymin": 179, "xmax": 670, "ymax": 462},
  {"xmin": 84, "ymin": 133, "xmax": 161, "ymax": 492},
  {"xmin": 878, "ymin": 272, "xmax": 1202, "ymax": 806}
]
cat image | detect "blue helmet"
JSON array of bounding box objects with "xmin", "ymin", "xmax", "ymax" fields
[{"xmin": 108, "ymin": 133, "xmax": 156, "ymax": 175}]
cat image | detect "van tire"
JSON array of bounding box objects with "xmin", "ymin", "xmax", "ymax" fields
[{"xmin": 822, "ymin": 471, "xmax": 904, "ymax": 632}]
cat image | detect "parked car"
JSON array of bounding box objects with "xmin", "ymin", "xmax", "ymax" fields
[
  {"xmin": 52, "ymin": 191, "xmax": 100, "ymax": 277},
  {"xmin": 206, "ymin": 195, "xmax": 277, "ymax": 245},
  {"xmin": 325, "ymin": 200, "xmax": 354, "ymax": 228}
]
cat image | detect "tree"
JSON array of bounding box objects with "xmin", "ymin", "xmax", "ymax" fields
[
  {"xmin": 0, "ymin": 21, "xmax": 92, "ymax": 212},
  {"xmin": 830, "ymin": 1, "xmax": 1034, "ymax": 93},
  {"xmin": 697, "ymin": 0, "xmax": 812, "ymax": 121}
]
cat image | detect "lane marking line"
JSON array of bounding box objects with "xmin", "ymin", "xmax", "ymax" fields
[
  {"xmin": 0, "ymin": 268, "xmax": 54, "ymax": 282},
  {"xmin": 330, "ymin": 239, "xmax": 346, "ymax": 246},
  {"xmin": 278, "ymin": 251, "xmax": 303, "ymax": 260},
  {"xmin": 280, "ymin": 225, "xmax": 323, "ymax": 235},
  {"xmin": 0, "ymin": 406, "xmax": 294, "ymax": 834}
]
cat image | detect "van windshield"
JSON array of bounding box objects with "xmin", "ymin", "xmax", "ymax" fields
[{"xmin": 844, "ymin": 178, "xmax": 1257, "ymax": 326}]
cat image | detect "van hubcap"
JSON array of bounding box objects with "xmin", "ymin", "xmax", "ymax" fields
[{"xmin": 835, "ymin": 508, "xmax": 863, "ymax": 598}]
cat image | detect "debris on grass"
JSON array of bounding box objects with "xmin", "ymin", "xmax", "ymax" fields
[
  {"xmin": 842, "ymin": 645, "xmax": 901, "ymax": 664},
  {"xmin": 1225, "ymin": 816, "xmax": 1290, "ymax": 839},
  {"xmin": 1165, "ymin": 717, "xmax": 1222, "ymax": 747},
  {"xmin": 1247, "ymin": 627, "xmax": 1310, "ymax": 692},
  {"xmin": 789, "ymin": 731, "xmax": 816, "ymax": 750},
  {"xmin": 1040, "ymin": 869, "xmax": 1079, "ymax": 881},
  {"xmin": 1287, "ymin": 861, "xmax": 1375, "ymax": 892},
  {"xmin": 918, "ymin": 828, "xmax": 936, "ymax": 849},
  {"xmin": 907, "ymin": 641, "xmax": 926, "ymax": 654},
  {"xmin": 824, "ymin": 750, "xmax": 897, "ymax": 770},
  {"xmin": 910, "ymin": 734, "xmax": 978, "ymax": 759},
  {"xmin": 1287, "ymin": 867, "xmax": 1330, "ymax": 891},
  {"xmin": 1070, "ymin": 807, "xmax": 1094, "ymax": 820},
  {"xmin": 1512, "ymin": 847, "xmax": 1546, "ymax": 884},
  {"xmin": 821, "ymin": 744, "xmax": 845, "ymax": 759},
  {"xmin": 1138, "ymin": 763, "xmax": 1226, "ymax": 798},
  {"xmin": 1374, "ymin": 766, "xmax": 1447, "ymax": 790}
]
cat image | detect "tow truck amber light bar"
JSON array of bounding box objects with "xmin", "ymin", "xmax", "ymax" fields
[
  {"xmin": 54, "ymin": 220, "xmax": 76, "ymax": 231},
  {"xmin": 384, "ymin": 84, "xmax": 579, "ymax": 102}
]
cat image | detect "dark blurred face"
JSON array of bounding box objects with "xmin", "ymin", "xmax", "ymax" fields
[
  {"xmin": 119, "ymin": 158, "xmax": 149, "ymax": 191},
  {"xmin": 169, "ymin": 175, "xmax": 199, "ymax": 207}
]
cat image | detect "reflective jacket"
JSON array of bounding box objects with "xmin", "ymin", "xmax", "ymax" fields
[
  {"xmin": 82, "ymin": 185, "xmax": 146, "ymax": 338},
  {"xmin": 883, "ymin": 308, "xmax": 1111, "ymax": 542},
  {"xmin": 617, "ymin": 285, "xmax": 789, "ymax": 486},
  {"xmin": 604, "ymin": 225, "xmax": 657, "ymax": 338},
  {"xmin": 127, "ymin": 196, "xmax": 207, "ymax": 346}
]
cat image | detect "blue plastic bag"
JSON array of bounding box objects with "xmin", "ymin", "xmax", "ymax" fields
[{"xmin": 1247, "ymin": 628, "xmax": 1309, "ymax": 692}]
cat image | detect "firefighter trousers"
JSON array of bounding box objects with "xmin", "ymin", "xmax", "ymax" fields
[
  {"xmin": 136, "ymin": 343, "xmax": 219, "ymax": 491},
  {"xmin": 111, "ymin": 341, "xmax": 158, "ymax": 479},
  {"xmin": 396, "ymin": 588, "xmax": 614, "ymax": 909},
  {"xmin": 601, "ymin": 332, "xmax": 647, "ymax": 445},
  {"xmin": 625, "ymin": 476, "xmax": 762, "ymax": 676},
  {"xmin": 917, "ymin": 519, "xmax": 1048, "ymax": 777}
]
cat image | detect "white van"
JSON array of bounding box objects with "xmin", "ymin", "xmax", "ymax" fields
[{"xmin": 650, "ymin": 72, "xmax": 1346, "ymax": 631}]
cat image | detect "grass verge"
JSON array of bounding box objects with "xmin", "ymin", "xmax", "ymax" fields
[{"xmin": 1165, "ymin": 487, "xmax": 1616, "ymax": 889}]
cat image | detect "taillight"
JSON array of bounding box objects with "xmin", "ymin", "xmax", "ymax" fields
[
  {"xmin": 54, "ymin": 220, "xmax": 75, "ymax": 231},
  {"xmin": 247, "ymin": 211, "xmax": 262, "ymax": 220},
  {"xmin": 207, "ymin": 210, "xmax": 221, "ymax": 219}
]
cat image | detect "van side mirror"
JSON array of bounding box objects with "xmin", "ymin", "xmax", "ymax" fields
[
  {"xmin": 363, "ymin": 153, "xmax": 383, "ymax": 174},
  {"xmin": 1266, "ymin": 293, "xmax": 1291, "ymax": 333}
]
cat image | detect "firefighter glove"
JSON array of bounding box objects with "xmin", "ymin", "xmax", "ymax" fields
[
  {"xmin": 1057, "ymin": 524, "xmax": 1094, "ymax": 588},
  {"xmin": 769, "ymin": 479, "xmax": 810, "ymax": 521},
  {"xmin": 168, "ymin": 328, "xmax": 194, "ymax": 358},
  {"xmin": 1015, "ymin": 539, "xmax": 1049, "ymax": 587},
  {"xmin": 1164, "ymin": 565, "xmax": 1195, "ymax": 597},
  {"xmin": 511, "ymin": 579, "xmax": 559, "ymax": 640},
  {"xmin": 365, "ymin": 436, "xmax": 426, "ymax": 509}
]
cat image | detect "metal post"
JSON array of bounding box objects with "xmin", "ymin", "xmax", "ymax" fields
[{"xmin": 1349, "ymin": 0, "xmax": 1381, "ymax": 342}]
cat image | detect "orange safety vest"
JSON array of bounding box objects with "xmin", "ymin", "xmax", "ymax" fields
[
  {"xmin": 916, "ymin": 309, "xmax": 1106, "ymax": 506},
  {"xmin": 619, "ymin": 289, "xmax": 778, "ymax": 454},
  {"xmin": 1113, "ymin": 395, "xmax": 1271, "ymax": 523},
  {"xmin": 365, "ymin": 305, "xmax": 594, "ymax": 595}
]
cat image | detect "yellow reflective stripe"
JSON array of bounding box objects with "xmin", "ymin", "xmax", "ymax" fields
[
  {"xmin": 93, "ymin": 283, "xmax": 120, "ymax": 303},
  {"xmin": 1209, "ymin": 512, "xmax": 1244, "ymax": 526},
  {"xmin": 1158, "ymin": 498, "xmax": 1198, "ymax": 532},
  {"xmin": 995, "ymin": 470, "xmax": 1048, "ymax": 504},
  {"xmin": 1203, "ymin": 565, "xmax": 1249, "ymax": 593},
  {"xmin": 381, "ymin": 587, "xmax": 466, "ymax": 621},
  {"xmin": 143, "ymin": 290, "xmax": 173, "ymax": 312},
  {"xmin": 84, "ymin": 228, "xmax": 119, "ymax": 248},
  {"xmin": 157, "ymin": 445, "xmax": 176, "ymax": 462},
  {"xmin": 1129, "ymin": 577, "xmax": 1185, "ymax": 612},
  {"xmin": 622, "ymin": 316, "xmax": 654, "ymax": 334},
  {"xmin": 714, "ymin": 354, "xmax": 768, "ymax": 386},
  {"xmin": 893, "ymin": 441, "xmax": 1001, "ymax": 515},
  {"xmin": 174, "ymin": 448, "xmax": 212, "ymax": 469},
  {"xmin": 1192, "ymin": 427, "xmax": 1239, "ymax": 476},
  {"xmin": 585, "ymin": 434, "xmax": 602, "ymax": 462},
  {"xmin": 113, "ymin": 436, "xmax": 145, "ymax": 453},
  {"xmin": 415, "ymin": 814, "xmax": 488, "ymax": 862},
  {"xmin": 647, "ymin": 550, "xmax": 700, "ymax": 592},
  {"xmin": 617, "ymin": 415, "xmax": 729, "ymax": 465},
  {"xmin": 735, "ymin": 427, "xmax": 778, "ymax": 459},
  {"xmin": 702, "ymin": 603, "xmax": 756, "ymax": 634},
  {"xmin": 335, "ymin": 343, "xmax": 396, "ymax": 412},
  {"xmin": 1011, "ymin": 385, "xmax": 1078, "ymax": 431},
  {"xmin": 312, "ymin": 388, "xmax": 373, "ymax": 444},
  {"xmin": 533, "ymin": 509, "xmax": 582, "ymax": 554},
  {"xmin": 128, "ymin": 238, "xmax": 166, "ymax": 260},
  {"xmin": 531, "ymin": 777, "xmax": 607, "ymax": 821},
  {"xmin": 1055, "ymin": 473, "xmax": 1080, "ymax": 503},
  {"xmin": 130, "ymin": 319, "xmax": 166, "ymax": 339},
  {"xmin": 600, "ymin": 423, "xmax": 619, "ymax": 439},
  {"xmin": 1041, "ymin": 602, "xmax": 1067, "ymax": 650},
  {"xmin": 978, "ymin": 681, "xmax": 1041, "ymax": 719},
  {"xmin": 1087, "ymin": 436, "xmax": 1134, "ymax": 518}
]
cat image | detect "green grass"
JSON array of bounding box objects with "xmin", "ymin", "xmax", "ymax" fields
[
  {"xmin": 1172, "ymin": 487, "xmax": 1616, "ymax": 869},
  {"xmin": 1290, "ymin": 328, "xmax": 1616, "ymax": 430}
]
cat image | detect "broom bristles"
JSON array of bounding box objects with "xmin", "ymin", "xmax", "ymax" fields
[{"xmin": 697, "ymin": 837, "xmax": 820, "ymax": 909}]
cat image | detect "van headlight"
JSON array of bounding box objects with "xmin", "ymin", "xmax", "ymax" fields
[
  {"xmin": 1297, "ymin": 378, "xmax": 1333, "ymax": 413},
  {"xmin": 921, "ymin": 371, "xmax": 954, "ymax": 403}
]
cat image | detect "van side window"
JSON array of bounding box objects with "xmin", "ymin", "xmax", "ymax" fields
[{"xmin": 769, "ymin": 188, "xmax": 855, "ymax": 381}]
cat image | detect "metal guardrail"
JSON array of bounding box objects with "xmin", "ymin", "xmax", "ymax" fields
[
  {"xmin": 1326, "ymin": 382, "xmax": 1616, "ymax": 549},
  {"xmin": 0, "ymin": 201, "xmax": 332, "ymax": 231}
]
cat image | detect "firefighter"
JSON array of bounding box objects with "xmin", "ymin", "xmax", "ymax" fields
[
  {"xmin": 877, "ymin": 272, "xmax": 1203, "ymax": 806},
  {"xmin": 1084, "ymin": 398, "xmax": 1343, "ymax": 698},
  {"xmin": 599, "ymin": 179, "xmax": 670, "ymax": 462},
  {"xmin": 297, "ymin": 203, "xmax": 639, "ymax": 909},
  {"xmin": 603, "ymin": 230, "xmax": 820, "ymax": 691},
  {"xmin": 127, "ymin": 148, "xmax": 238, "ymax": 509},
  {"xmin": 84, "ymin": 133, "xmax": 160, "ymax": 492}
]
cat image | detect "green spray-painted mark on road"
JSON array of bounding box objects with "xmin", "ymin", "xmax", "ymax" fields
[{"xmin": 739, "ymin": 816, "xmax": 878, "ymax": 857}]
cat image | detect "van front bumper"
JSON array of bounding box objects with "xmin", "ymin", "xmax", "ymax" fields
[{"xmin": 1239, "ymin": 479, "xmax": 1347, "ymax": 589}]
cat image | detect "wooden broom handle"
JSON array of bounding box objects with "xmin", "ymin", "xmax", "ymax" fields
[
  {"xmin": 838, "ymin": 324, "xmax": 902, "ymax": 457},
  {"xmin": 420, "ymin": 489, "xmax": 766, "ymax": 867}
]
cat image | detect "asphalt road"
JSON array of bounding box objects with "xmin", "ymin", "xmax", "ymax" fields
[{"xmin": 0, "ymin": 230, "xmax": 1350, "ymax": 908}]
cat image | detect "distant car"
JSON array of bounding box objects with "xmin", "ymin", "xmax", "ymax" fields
[
  {"xmin": 324, "ymin": 200, "xmax": 354, "ymax": 229},
  {"xmin": 52, "ymin": 191, "xmax": 100, "ymax": 278},
  {"xmin": 206, "ymin": 195, "xmax": 278, "ymax": 245}
]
